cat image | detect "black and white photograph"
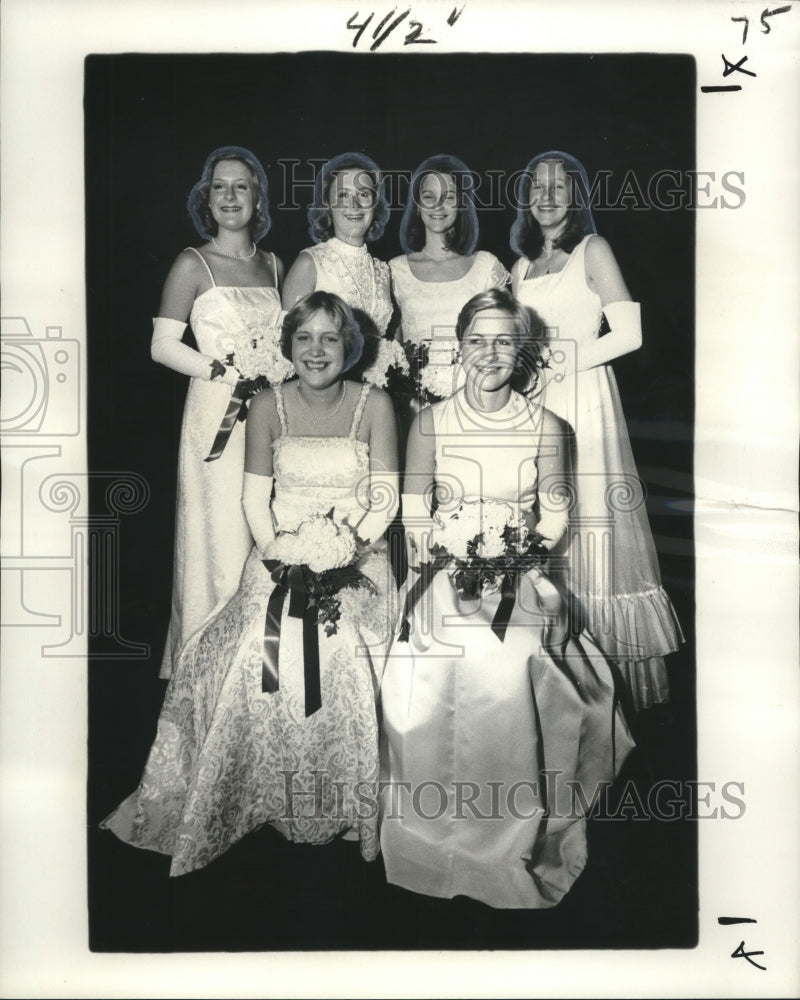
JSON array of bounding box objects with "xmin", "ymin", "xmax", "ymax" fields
[{"xmin": 1, "ymin": 1, "xmax": 798, "ymax": 996}]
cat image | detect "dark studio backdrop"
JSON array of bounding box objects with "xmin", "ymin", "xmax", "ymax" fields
[{"xmin": 86, "ymin": 52, "xmax": 696, "ymax": 952}]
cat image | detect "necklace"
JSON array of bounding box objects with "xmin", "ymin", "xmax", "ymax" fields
[
  {"xmin": 540, "ymin": 243, "xmax": 564, "ymax": 275},
  {"xmin": 295, "ymin": 381, "xmax": 346, "ymax": 422},
  {"xmin": 211, "ymin": 237, "xmax": 257, "ymax": 260}
]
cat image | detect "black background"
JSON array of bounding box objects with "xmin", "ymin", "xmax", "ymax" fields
[{"xmin": 86, "ymin": 52, "xmax": 696, "ymax": 951}]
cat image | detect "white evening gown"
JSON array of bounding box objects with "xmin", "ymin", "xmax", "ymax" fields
[
  {"xmin": 160, "ymin": 249, "xmax": 284, "ymax": 678},
  {"xmin": 380, "ymin": 390, "xmax": 634, "ymax": 909},
  {"xmin": 105, "ymin": 383, "xmax": 394, "ymax": 874},
  {"xmin": 303, "ymin": 237, "xmax": 393, "ymax": 336},
  {"xmin": 389, "ymin": 250, "xmax": 510, "ymax": 399},
  {"xmin": 513, "ymin": 236, "xmax": 683, "ymax": 709}
]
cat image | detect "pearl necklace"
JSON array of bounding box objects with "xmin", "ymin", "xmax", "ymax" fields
[
  {"xmin": 211, "ymin": 237, "xmax": 257, "ymax": 260},
  {"xmin": 295, "ymin": 381, "xmax": 347, "ymax": 422}
]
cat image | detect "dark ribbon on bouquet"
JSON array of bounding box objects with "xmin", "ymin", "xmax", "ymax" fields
[
  {"xmin": 261, "ymin": 559, "xmax": 322, "ymax": 717},
  {"xmin": 398, "ymin": 559, "xmax": 552, "ymax": 645},
  {"xmin": 205, "ymin": 376, "xmax": 268, "ymax": 462},
  {"xmin": 490, "ymin": 571, "xmax": 518, "ymax": 643},
  {"xmin": 397, "ymin": 561, "xmax": 440, "ymax": 643}
]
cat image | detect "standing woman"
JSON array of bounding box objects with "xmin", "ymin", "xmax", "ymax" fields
[
  {"xmin": 380, "ymin": 289, "xmax": 633, "ymax": 908},
  {"xmin": 389, "ymin": 154, "xmax": 510, "ymax": 401},
  {"xmin": 102, "ymin": 292, "xmax": 399, "ymax": 874},
  {"xmin": 281, "ymin": 152, "xmax": 393, "ymax": 347},
  {"xmin": 510, "ymin": 150, "xmax": 683, "ymax": 710},
  {"xmin": 152, "ymin": 146, "xmax": 288, "ymax": 678}
]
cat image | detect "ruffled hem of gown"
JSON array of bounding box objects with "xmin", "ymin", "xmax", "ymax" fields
[{"xmin": 578, "ymin": 585, "xmax": 684, "ymax": 710}]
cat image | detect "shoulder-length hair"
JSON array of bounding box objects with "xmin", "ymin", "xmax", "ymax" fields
[
  {"xmin": 399, "ymin": 154, "xmax": 479, "ymax": 256},
  {"xmin": 280, "ymin": 290, "xmax": 364, "ymax": 373},
  {"xmin": 187, "ymin": 146, "xmax": 271, "ymax": 242},
  {"xmin": 307, "ymin": 152, "xmax": 390, "ymax": 245},
  {"xmin": 509, "ymin": 150, "xmax": 596, "ymax": 259},
  {"xmin": 456, "ymin": 287, "xmax": 547, "ymax": 395}
]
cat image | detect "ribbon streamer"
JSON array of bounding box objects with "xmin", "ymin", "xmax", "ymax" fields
[
  {"xmin": 204, "ymin": 382, "xmax": 249, "ymax": 462},
  {"xmin": 261, "ymin": 559, "xmax": 322, "ymax": 717},
  {"xmin": 399, "ymin": 560, "xmax": 560, "ymax": 646},
  {"xmin": 490, "ymin": 571, "xmax": 517, "ymax": 643}
]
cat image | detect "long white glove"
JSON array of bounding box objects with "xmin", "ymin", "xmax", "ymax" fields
[
  {"xmin": 151, "ymin": 316, "xmax": 239, "ymax": 386},
  {"xmin": 351, "ymin": 475, "xmax": 400, "ymax": 545},
  {"xmin": 402, "ymin": 492, "xmax": 432, "ymax": 568},
  {"xmin": 574, "ymin": 300, "xmax": 642, "ymax": 373},
  {"xmin": 534, "ymin": 503, "xmax": 568, "ymax": 552},
  {"xmin": 242, "ymin": 472, "xmax": 275, "ymax": 554}
]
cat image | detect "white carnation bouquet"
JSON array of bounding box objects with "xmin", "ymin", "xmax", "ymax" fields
[
  {"xmin": 404, "ymin": 336, "xmax": 464, "ymax": 403},
  {"xmin": 265, "ymin": 509, "xmax": 375, "ymax": 635},
  {"xmin": 428, "ymin": 498, "xmax": 548, "ymax": 599},
  {"xmin": 217, "ymin": 319, "xmax": 295, "ymax": 388},
  {"xmin": 361, "ymin": 337, "xmax": 410, "ymax": 389}
]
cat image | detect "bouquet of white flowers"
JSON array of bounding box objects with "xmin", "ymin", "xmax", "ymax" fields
[
  {"xmin": 404, "ymin": 337, "xmax": 464, "ymax": 404},
  {"xmin": 217, "ymin": 320, "xmax": 295, "ymax": 387},
  {"xmin": 361, "ymin": 337, "xmax": 410, "ymax": 389},
  {"xmin": 398, "ymin": 498, "xmax": 551, "ymax": 644},
  {"xmin": 265, "ymin": 509, "xmax": 375, "ymax": 636},
  {"xmin": 429, "ymin": 498, "xmax": 548, "ymax": 600}
]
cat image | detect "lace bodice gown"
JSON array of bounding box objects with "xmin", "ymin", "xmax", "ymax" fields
[
  {"xmin": 512, "ymin": 236, "xmax": 683, "ymax": 709},
  {"xmin": 379, "ymin": 391, "xmax": 634, "ymax": 909},
  {"xmin": 103, "ymin": 383, "xmax": 393, "ymax": 875},
  {"xmin": 160, "ymin": 250, "xmax": 284, "ymax": 678},
  {"xmin": 303, "ymin": 237, "xmax": 393, "ymax": 337}
]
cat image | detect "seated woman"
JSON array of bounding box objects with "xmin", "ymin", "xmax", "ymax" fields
[
  {"xmin": 380, "ymin": 288, "xmax": 634, "ymax": 909},
  {"xmin": 101, "ymin": 292, "xmax": 399, "ymax": 876}
]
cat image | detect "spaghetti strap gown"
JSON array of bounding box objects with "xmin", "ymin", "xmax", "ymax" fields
[
  {"xmin": 160, "ymin": 249, "xmax": 284, "ymax": 678},
  {"xmin": 380, "ymin": 390, "xmax": 635, "ymax": 909},
  {"xmin": 513, "ymin": 236, "xmax": 683, "ymax": 709},
  {"xmin": 103, "ymin": 383, "xmax": 394, "ymax": 875}
]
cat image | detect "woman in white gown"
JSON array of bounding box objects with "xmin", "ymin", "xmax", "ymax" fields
[
  {"xmin": 380, "ymin": 288, "xmax": 634, "ymax": 909},
  {"xmin": 102, "ymin": 292, "xmax": 399, "ymax": 875},
  {"xmin": 153, "ymin": 146, "xmax": 289, "ymax": 678},
  {"xmin": 510, "ymin": 150, "xmax": 683, "ymax": 710},
  {"xmin": 389, "ymin": 154, "xmax": 509, "ymax": 403},
  {"xmin": 282, "ymin": 152, "xmax": 393, "ymax": 349}
]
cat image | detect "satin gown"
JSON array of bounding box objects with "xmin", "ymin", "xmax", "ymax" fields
[
  {"xmin": 160, "ymin": 250, "xmax": 284, "ymax": 678},
  {"xmin": 104, "ymin": 384, "xmax": 394, "ymax": 875},
  {"xmin": 513, "ymin": 236, "xmax": 683, "ymax": 710},
  {"xmin": 380, "ymin": 390, "xmax": 634, "ymax": 909}
]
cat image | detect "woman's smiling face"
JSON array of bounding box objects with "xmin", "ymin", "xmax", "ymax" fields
[
  {"xmin": 208, "ymin": 159, "xmax": 257, "ymax": 233},
  {"xmin": 328, "ymin": 168, "xmax": 377, "ymax": 244},
  {"xmin": 459, "ymin": 309, "xmax": 520, "ymax": 392},
  {"xmin": 528, "ymin": 158, "xmax": 572, "ymax": 232},
  {"xmin": 291, "ymin": 309, "xmax": 346, "ymax": 389},
  {"xmin": 418, "ymin": 171, "xmax": 459, "ymax": 236}
]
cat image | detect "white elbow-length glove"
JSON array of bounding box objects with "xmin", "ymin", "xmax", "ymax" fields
[
  {"xmin": 242, "ymin": 472, "xmax": 275, "ymax": 554},
  {"xmin": 351, "ymin": 478, "xmax": 401, "ymax": 546},
  {"xmin": 151, "ymin": 317, "xmax": 239, "ymax": 386},
  {"xmin": 402, "ymin": 492, "xmax": 433, "ymax": 569},
  {"xmin": 574, "ymin": 300, "xmax": 642, "ymax": 373}
]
